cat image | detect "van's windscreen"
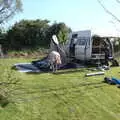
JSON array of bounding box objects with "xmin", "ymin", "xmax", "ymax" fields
[{"xmin": 77, "ymin": 37, "xmax": 90, "ymax": 45}]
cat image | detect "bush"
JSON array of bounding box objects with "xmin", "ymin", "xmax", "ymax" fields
[
  {"xmin": 5, "ymin": 20, "xmax": 71, "ymax": 50},
  {"xmin": 6, "ymin": 19, "xmax": 50, "ymax": 50}
]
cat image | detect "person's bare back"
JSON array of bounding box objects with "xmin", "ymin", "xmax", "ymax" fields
[{"xmin": 48, "ymin": 51, "xmax": 61, "ymax": 72}]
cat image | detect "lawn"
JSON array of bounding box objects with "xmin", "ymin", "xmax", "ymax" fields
[{"xmin": 0, "ymin": 58, "xmax": 120, "ymax": 120}]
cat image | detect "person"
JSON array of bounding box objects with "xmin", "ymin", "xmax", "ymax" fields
[
  {"xmin": 48, "ymin": 51, "xmax": 62, "ymax": 72},
  {"xmin": 69, "ymin": 38, "xmax": 77, "ymax": 57},
  {"xmin": 104, "ymin": 47, "xmax": 109, "ymax": 66},
  {"xmin": 103, "ymin": 41, "xmax": 110, "ymax": 66}
]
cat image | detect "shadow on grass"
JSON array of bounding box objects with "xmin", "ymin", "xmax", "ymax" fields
[
  {"xmin": 0, "ymin": 95, "xmax": 9, "ymax": 108},
  {"xmin": 12, "ymin": 81, "xmax": 108, "ymax": 103},
  {"xmin": 26, "ymin": 71, "xmax": 47, "ymax": 75},
  {"xmin": 25, "ymin": 68, "xmax": 87, "ymax": 75},
  {"xmin": 13, "ymin": 81, "xmax": 107, "ymax": 97},
  {"xmin": 53, "ymin": 69, "xmax": 86, "ymax": 75}
]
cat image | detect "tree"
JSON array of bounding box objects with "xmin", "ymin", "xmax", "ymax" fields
[
  {"xmin": 57, "ymin": 23, "xmax": 71, "ymax": 44},
  {"xmin": 0, "ymin": 0, "xmax": 22, "ymax": 24},
  {"xmin": 46, "ymin": 22, "xmax": 71, "ymax": 45},
  {"xmin": 7, "ymin": 19, "xmax": 50, "ymax": 49},
  {"xmin": 97, "ymin": 0, "xmax": 120, "ymax": 23},
  {"xmin": 113, "ymin": 38, "xmax": 120, "ymax": 52},
  {"xmin": 5, "ymin": 20, "xmax": 71, "ymax": 50}
]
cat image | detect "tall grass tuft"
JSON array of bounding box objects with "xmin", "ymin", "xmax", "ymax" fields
[{"xmin": 0, "ymin": 66, "xmax": 20, "ymax": 107}]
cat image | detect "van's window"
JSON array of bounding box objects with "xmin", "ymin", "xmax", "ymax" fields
[
  {"xmin": 77, "ymin": 39, "xmax": 85, "ymax": 45},
  {"xmin": 72, "ymin": 34, "xmax": 78, "ymax": 38},
  {"xmin": 77, "ymin": 37, "xmax": 90, "ymax": 45}
]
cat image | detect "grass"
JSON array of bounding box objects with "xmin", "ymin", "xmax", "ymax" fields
[{"xmin": 0, "ymin": 58, "xmax": 120, "ymax": 120}]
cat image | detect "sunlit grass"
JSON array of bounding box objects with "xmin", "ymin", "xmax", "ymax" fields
[{"xmin": 0, "ymin": 58, "xmax": 120, "ymax": 120}]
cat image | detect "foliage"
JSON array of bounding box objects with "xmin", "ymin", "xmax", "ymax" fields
[
  {"xmin": 0, "ymin": 29, "xmax": 8, "ymax": 54},
  {"xmin": 5, "ymin": 20, "xmax": 71, "ymax": 50},
  {"xmin": 113, "ymin": 38, "xmax": 120, "ymax": 53},
  {"xmin": 6, "ymin": 19, "xmax": 50, "ymax": 50},
  {"xmin": 0, "ymin": 0, "xmax": 22, "ymax": 24},
  {"xmin": 92, "ymin": 34, "xmax": 101, "ymax": 41},
  {"xmin": 46, "ymin": 22, "xmax": 71, "ymax": 44}
]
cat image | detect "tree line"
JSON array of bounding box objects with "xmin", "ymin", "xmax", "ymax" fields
[
  {"xmin": 0, "ymin": 20, "xmax": 120, "ymax": 53},
  {"xmin": 0, "ymin": 19, "xmax": 71, "ymax": 51}
]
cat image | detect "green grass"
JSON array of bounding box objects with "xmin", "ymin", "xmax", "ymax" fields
[{"xmin": 0, "ymin": 58, "xmax": 120, "ymax": 120}]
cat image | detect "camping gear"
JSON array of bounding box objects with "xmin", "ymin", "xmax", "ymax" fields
[
  {"xmin": 104, "ymin": 77, "xmax": 120, "ymax": 88},
  {"xmin": 13, "ymin": 57, "xmax": 84, "ymax": 73},
  {"xmin": 13, "ymin": 63, "xmax": 41, "ymax": 73},
  {"xmin": 104, "ymin": 77, "xmax": 116, "ymax": 85},
  {"xmin": 86, "ymin": 71, "xmax": 105, "ymax": 77},
  {"xmin": 13, "ymin": 57, "xmax": 51, "ymax": 73},
  {"xmin": 111, "ymin": 77, "xmax": 120, "ymax": 85},
  {"xmin": 97, "ymin": 65, "xmax": 110, "ymax": 71},
  {"xmin": 32, "ymin": 56, "xmax": 50, "ymax": 71}
]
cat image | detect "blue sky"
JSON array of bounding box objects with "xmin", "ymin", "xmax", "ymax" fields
[{"xmin": 6, "ymin": 0, "xmax": 120, "ymax": 36}]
